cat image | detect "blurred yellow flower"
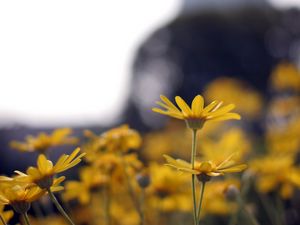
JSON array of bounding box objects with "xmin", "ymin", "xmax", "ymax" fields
[
  {"xmin": 84, "ymin": 125, "xmax": 142, "ymax": 154},
  {"xmin": 15, "ymin": 148, "xmax": 85, "ymax": 190},
  {"xmin": 0, "ymin": 184, "xmax": 45, "ymax": 213},
  {"xmin": 164, "ymin": 154, "xmax": 246, "ymax": 181},
  {"xmin": 250, "ymin": 153, "xmax": 300, "ymax": 199},
  {"xmin": 270, "ymin": 63, "xmax": 300, "ymax": 92},
  {"xmin": 204, "ymin": 77, "xmax": 263, "ymax": 119},
  {"xmin": 30, "ymin": 215, "xmax": 67, "ymax": 225},
  {"xmin": 142, "ymin": 121, "xmax": 191, "ymax": 162},
  {"xmin": 147, "ymin": 163, "xmax": 191, "ymax": 212},
  {"xmin": 63, "ymin": 166, "xmax": 108, "ymax": 204},
  {"xmin": 201, "ymin": 179, "xmax": 240, "ymax": 216},
  {"xmin": 201, "ymin": 128, "xmax": 250, "ymax": 164},
  {"xmin": 152, "ymin": 95, "xmax": 240, "ymax": 129},
  {"xmin": 10, "ymin": 128, "xmax": 78, "ymax": 153}
]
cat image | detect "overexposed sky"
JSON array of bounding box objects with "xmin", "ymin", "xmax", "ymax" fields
[
  {"xmin": 0, "ymin": 0, "xmax": 181, "ymax": 127},
  {"xmin": 0, "ymin": 0, "xmax": 299, "ymax": 127}
]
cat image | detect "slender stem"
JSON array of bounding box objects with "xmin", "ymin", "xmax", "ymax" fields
[
  {"xmin": 0, "ymin": 214, "xmax": 7, "ymax": 225},
  {"xmin": 197, "ymin": 181, "xmax": 206, "ymax": 221},
  {"xmin": 140, "ymin": 189, "xmax": 145, "ymax": 225},
  {"xmin": 275, "ymin": 194, "xmax": 286, "ymax": 225},
  {"xmin": 191, "ymin": 129, "xmax": 198, "ymax": 225},
  {"xmin": 259, "ymin": 193, "xmax": 278, "ymax": 225},
  {"xmin": 47, "ymin": 189, "xmax": 75, "ymax": 225},
  {"xmin": 122, "ymin": 158, "xmax": 143, "ymax": 224},
  {"xmin": 229, "ymin": 210, "xmax": 239, "ymax": 225},
  {"xmin": 103, "ymin": 185, "xmax": 111, "ymax": 225},
  {"xmin": 237, "ymin": 196, "xmax": 259, "ymax": 225},
  {"xmin": 22, "ymin": 212, "xmax": 32, "ymax": 225}
]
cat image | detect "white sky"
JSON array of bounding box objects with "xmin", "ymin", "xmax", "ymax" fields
[
  {"xmin": 0, "ymin": 0, "xmax": 299, "ymax": 127},
  {"xmin": 0, "ymin": 0, "xmax": 181, "ymax": 127}
]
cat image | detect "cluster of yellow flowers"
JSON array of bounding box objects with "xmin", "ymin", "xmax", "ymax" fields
[{"xmin": 1, "ymin": 62, "xmax": 300, "ymax": 225}]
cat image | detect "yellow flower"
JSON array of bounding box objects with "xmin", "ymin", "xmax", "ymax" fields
[
  {"xmin": 152, "ymin": 95, "xmax": 241, "ymax": 129},
  {"xmin": 164, "ymin": 154, "xmax": 247, "ymax": 182},
  {"xmin": 15, "ymin": 148, "xmax": 85, "ymax": 190},
  {"xmin": 147, "ymin": 163, "xmax": 191, "ymax": 212},
  {"xmin": 83, "ymin": 125, "xmax": 141, "ymax": 154},
  {"xmin": 10, "ymin": 128, "xmax": 78, "ymax": 153},
  {"xmin": 250, "ymin": 153, "xmax": 300, "ymax": 199},
  {"xmin": 270, "ymin": 63, "xmax": 300, "ymax": 92},
  {"xmin": 201, "ymin": 179, "xmax": 240, "ymax": 216},
  {"xmin": 201, "ymin": 128, "xmax": 250, "ymax": 164},
  {"xmin": 0, "ymin": 184, "xmax": 45, "ymax": 213},
  {"xmin": 203, "ymin": 77, "xmax": 263, "ymax": 119},
  {"xmin": 29, "ymin": 215, "xmax": 67, "ymax": 225},
  {"xmin": 63, "ymin": 166, "xmax": 108, "ymax": 204},
  {"xmin": 142, "ymin": 121, "xmax": 191, "ymax": 162}
]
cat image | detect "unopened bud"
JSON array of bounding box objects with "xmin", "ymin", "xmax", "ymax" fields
[
  {"xmin": 224, "ymin": 184, "xmax": 240, "ymax": 201},
  {"xmin": 136, "ymin": 173, "xmax": 151, "ymax": 188}
]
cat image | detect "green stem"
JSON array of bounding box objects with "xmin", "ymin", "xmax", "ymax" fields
[
  {"xmin": 237, "ymin": 196, "xmax": 259, "ymax": 225},
  {"xmin": 22, "ymin": 212, "xmax": 32, "ymax": 225},
  {"xmin": 0, "ymin": 214, "xmax": 7, "ymax": 225},
  {"xmin": 191, "ymin": 129, "xmax": 198, "ymax": 225},
  {"xmin": 103, "ymin": 185, "xmax": 111, "ymax": 225},
  {"xmin": 197, "ymin": 181, "xmax": 206, "ymax": 221},
  {"xmin": 140, "ymin": 189, "xmax": 145, "ymax": 225},
  {"xmin": 275, "ymin": 194, "xmax": 286, "ymax": 225},
  {"xmin": 122, "ymin": 158, "xmax": 143, "ymax": 224},
  {"xmin": 47, "ymin": 189, "xmax": 75, "ymax": 225},
  {"xmin": 259, "ymin": 194, "xmax": 278, "ymax": 225}
]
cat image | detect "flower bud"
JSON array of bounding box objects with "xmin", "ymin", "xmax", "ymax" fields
[
  {"xmin": 136, "ymin": 173, "xmax": 151, "ymax": 188},
  {"xmin": 224, "ymin": 184, "xmax": 240, "ymax": 201}
]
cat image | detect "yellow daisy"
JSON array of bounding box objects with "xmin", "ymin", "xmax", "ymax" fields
[
  {"xmin": 164, "ymin": 154, "xmax": 247, "ymax": 182},
  {"xmin": 152, "ymin": 95, "xmax": 241, "ymax": 129},
  {"xmin": 15, "ymin": 148, "xmax": 85, "ymax": 190},
  {"xmin": 0, "ymin": 184, "xmax": 45, "ymax": 214},
  {"xmin": 10, "ymin": 128, "xmax": 78, "ymax": 153}
]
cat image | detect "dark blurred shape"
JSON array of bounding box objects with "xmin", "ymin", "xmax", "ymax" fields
[{"xmin": 124, "ymin": 1, "xmax": 300, "ymax": 131}]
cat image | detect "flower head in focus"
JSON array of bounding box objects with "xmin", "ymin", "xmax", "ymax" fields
[
  {"xmin": 15, "ymin": 148, "xmax": 85, "ymax": 190},
  {"xmin": 10, "ymin": 128, "xmax": 78, "ymax": 153},
  {"xmin": 152, "ymin": 95, "xmax": 241, "ymax": 129},
  {"xmin": 164, "ymin": 153, "xmax": 247, "ymax": 182}
]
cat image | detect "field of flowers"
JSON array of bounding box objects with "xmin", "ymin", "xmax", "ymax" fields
[{"xmin": 1, "ymin": 62, "xmax": 300, "ymax": 225}]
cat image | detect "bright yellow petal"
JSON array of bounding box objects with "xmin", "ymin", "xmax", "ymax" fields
[
  {"xmin": 163, "ymin": 155, "xmax": 191, "ymax": 169},
  {"xmin": 37, "ymin": 155, "xmax": 53, "ymax": 175},
  {"xmin": 202, "ymin": 101, "xmax": 219, "ymax": 114},
  {"xmin": 160, "ymin": 95, "xmax": 181, "ymax": 112},
  {"xmin": 208, "ymin": 113, "xmax": 241, "ymax": 121},
  {"xmin": 191, "ymin": 95, "xmax": 204, "ymax": 117},
  {"xmin": 218, "ymin": 164, "xmax": 247, "ymax": 173},
  {"xmin": 175, "ymin": 96, "xmax": 193, "ymax": 116},
  {"xmin": 53, "ymin": 155, "xmax": 68, "ymax": 171},
  {"xmin": 152, "ymin": 108, "xmax": 184, "ymax": 119},
  {"xmin": 207, "ymin": 104, "xmax": 236, "ymax": 118}
]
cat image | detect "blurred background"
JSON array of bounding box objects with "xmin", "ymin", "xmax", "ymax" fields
[{"xmin": 1, "ymin": 0, "xmax": 300, "ymax": 171}]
